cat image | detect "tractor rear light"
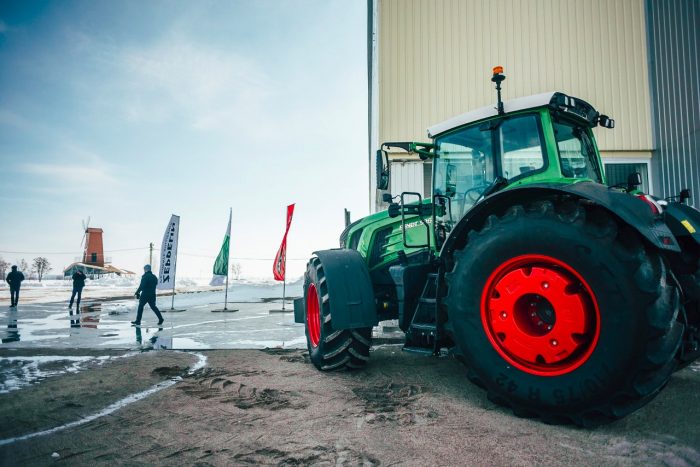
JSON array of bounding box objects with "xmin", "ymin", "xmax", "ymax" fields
[
  {"xmin": 492, "ymin": 65, "xmax": 504, "ymax": 75},
  {"xmin": 636, "ymin": 194, "xmax": 663, "ymax": 215}
]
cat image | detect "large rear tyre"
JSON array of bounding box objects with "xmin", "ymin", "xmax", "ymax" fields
[
  {"xmin": 303, "ymin": 256, "xmax": 372, "ymax": 370},
  {"xmin": 444, "ymin": 201, "xmax": 682, "ymax": 426}
]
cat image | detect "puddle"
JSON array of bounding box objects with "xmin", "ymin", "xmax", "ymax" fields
[
  {"xmin": 0, "ymin": 297, "xmax": 310, "ymax": 350},
  {"xmin": 0, "ymin": 355, "xmax": 110, "ymax": 393}
]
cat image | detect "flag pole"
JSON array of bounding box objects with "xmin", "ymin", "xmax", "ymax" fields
[
  {"xmin": 224, "ymin": 272, "xmax": 229, "ymax": 311},
  {"xmin": 282, "ymin": 276, "xmax": 286, "ymax": 311},
  {"xmin": 224, "ymin": 207, "xmax": 231, "ymax": 311},
  {"xmin": 170, "ymin": 230, "xmax": 179, "ymax": 311}
]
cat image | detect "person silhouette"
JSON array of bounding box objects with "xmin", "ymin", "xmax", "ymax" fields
[
  {"xmin": 69, "ymin": 269, "xmax": 87, "ymax": 309},
  {"xmin": 131, "ymin": 264, "xmax": 164, "ymax": 326},
  {"xmin": 6, "ymin": 265, "xmax": 25, "ymax": 308}
]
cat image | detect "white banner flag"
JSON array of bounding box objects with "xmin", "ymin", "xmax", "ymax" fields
[{"xmin": 157, "ymin": 214, "xmax": 180, "ymax": 290}]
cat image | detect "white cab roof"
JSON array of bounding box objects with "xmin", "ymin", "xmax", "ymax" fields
[{"xmin": 427, "ymin": 92, "xmax": 556, "ymax": 138}]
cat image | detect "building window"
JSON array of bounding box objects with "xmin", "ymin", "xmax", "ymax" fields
[
  {"xmin": 603, "ymin": 160, "xmax": 651, "ymax": 194},
  {"xmin": 91, "ymin": 252, "xmax": 97, "ymax": 263}
]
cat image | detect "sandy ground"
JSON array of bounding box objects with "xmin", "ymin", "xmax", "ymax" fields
[{"xmin": 1, "ymin": 347, "xmax": 699, "ymax": 466}]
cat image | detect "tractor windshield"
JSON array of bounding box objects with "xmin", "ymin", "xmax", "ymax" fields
[{"xmin": 552, "ymin": 119, "xmax": 603, "ymax": 182}]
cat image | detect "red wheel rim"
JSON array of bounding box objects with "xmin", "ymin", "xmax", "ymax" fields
[
  {"xmin": 306, "ymin": 283, "xmax": 321, "ymax": 348},
  {"xmin": 481, "ymin": 254, "xmax": 600, "ymax": 376}
]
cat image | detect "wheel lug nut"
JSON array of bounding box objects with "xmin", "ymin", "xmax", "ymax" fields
[
  {"xmin": 542, "ymin": 282, "xmax": 549, "ymax": 289},
  {"xmin": 547, "ymin": 325, "xmax": 552, "ymax": 330},
  {"xmin": 550, "ymin": 339, "xmax": 558, "ymax": 346},
  {"xmin": 500, "ymin": 311, "xmax": 507, "ymax": 319},
  {"xmin": 531, "ymin": 312, "xmax": 536, "ymax": 317}
]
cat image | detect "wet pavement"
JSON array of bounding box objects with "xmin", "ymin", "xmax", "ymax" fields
[{"xmin": 0, "ymin": 299, "xmax": 307, "ymax": 350}]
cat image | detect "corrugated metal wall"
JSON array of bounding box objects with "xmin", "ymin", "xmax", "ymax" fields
[
  {"xmin": 372, "ymin": 0, "xmax": 656, "ymax": 210},
  {"xmin": 646, "ymin": 0, "xmax": 700, "ymax": 207},
  {"xmin": 389, "ymin": 160, "xmax": 425, "ymax": 198},
  {"xmin": 377, "ymin": 0, "xmax": 653, "ymax": 152}
]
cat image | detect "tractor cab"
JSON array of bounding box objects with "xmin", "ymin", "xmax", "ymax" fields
[
  {"xmin": 429, "ymin": 89, "xmax": 611, "ymax": 241},
  {"xmin": 380, "ymin": 68, "xmax": 615, "ymax": 245}
]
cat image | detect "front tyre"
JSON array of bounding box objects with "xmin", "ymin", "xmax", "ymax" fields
[
  {"xmin": 304, "ymin": 256, "xmax": 372, "ymax": 370},
  {"xmin": 444, "ymin": 201, "xmax": 682, "ymax": 426}
]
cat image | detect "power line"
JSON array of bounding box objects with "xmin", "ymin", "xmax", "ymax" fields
[
  {"xmin": 0, "ymin": 248, "xmax": 147, "ymax": 255},
  {"xmin": 0, "ymin": 249, "xmax": 308, "ymax": 261},
  {"xmin": 178, "ymin": 252, "xmax": 307, "ymax": 261}
]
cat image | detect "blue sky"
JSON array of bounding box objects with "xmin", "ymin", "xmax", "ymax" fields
[{"xmin": 0, "ymin": 0, "xmax": 368, "ymax": 280}]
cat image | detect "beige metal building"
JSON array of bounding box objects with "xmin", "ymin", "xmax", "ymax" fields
[{"xmin": 368, "ymin": 0, "xmax": 697, "ymax": 212}]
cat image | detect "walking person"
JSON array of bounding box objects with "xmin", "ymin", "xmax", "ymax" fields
[
  {"xmin": 132, "ymin": 264, "xmax": 164, "ymax": 326},
  {"xmin": 6, "ymin": 265, "xmax": 25, "ymax": 308},
  {"xmin": 69, "ymin": 269, "xmax": 87, "ymax": 309}
]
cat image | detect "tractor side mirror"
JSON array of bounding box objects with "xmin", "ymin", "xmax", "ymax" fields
[
  {"xmin": 387, "ymin": 203, "xmax": 401, "ymax": 218},
  {"xmin": 626, "ymin": 172, "xmax": 642, "ymax": 192},
  {"xmin": 680, "ymin": 188, "xmax": 691, "ymax": 205},
  {"xmin": 376, "ymin": 150, "xmax": 390, "ymax": 190},
  {"xmin": 445, "ymin": 164, "xmax": 457, "ymax": 197}
]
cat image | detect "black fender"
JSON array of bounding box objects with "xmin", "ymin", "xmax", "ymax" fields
[
  {"xmin": 663, "ymin": 201, "xmax": 700, "ymax": 247},
  {"xmin": 294, "ymin": 249, "xmax": 378, "ymax": 330},
  {"xmin": 440, "ymin": 181, "xmax": 682, "ymax": 259}
]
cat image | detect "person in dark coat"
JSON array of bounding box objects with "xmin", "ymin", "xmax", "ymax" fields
[
  {"xmin": 132, "ymin": 264, "xmax": 164, "ymax": 326},
  {"xmin": 69, "ymin": 270, "xmax": 87, "ymax": 309},
  {"xmin": 6, "ymin": 265, "xmax": 25, "ymax": 308}
]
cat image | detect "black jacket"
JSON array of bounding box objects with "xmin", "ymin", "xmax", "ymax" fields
[
  {"xmin": 6, "ymin": 271, "xmax": 25, "ymax": 289},
  {"xmin": 136, "ymin": 271, "xmax": 158, "ymax": 298},
  {"xmin": 72, "ymin": 271, "xmax": 86, "ymax": 288}
]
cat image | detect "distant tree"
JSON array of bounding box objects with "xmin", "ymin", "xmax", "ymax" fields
[
  {"xmin": 231, "ymin": 262, "xmax": 242, "ymax": 280},
  {"xmin": 17, "ymin": 259, "xmax": 29, "ymax": 275},
  {"xmin": 0, "ymin": 257, "xmax": 9, "ymax": 281},
  {"xmin": 32, "ymin": 257, "xmax": 52, "ymax": 282}
]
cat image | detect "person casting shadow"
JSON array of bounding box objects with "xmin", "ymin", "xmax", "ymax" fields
[
  {"xmin": 131, "ymin": 264, "xmax": 164, "ymax": 326},
  {"xmin": 69, "ymin": 270, "xmax": 86, "ymax": 309},
  {"xmin": 6, "ymin": 265, "xmax": 25, "ymax": 308}
]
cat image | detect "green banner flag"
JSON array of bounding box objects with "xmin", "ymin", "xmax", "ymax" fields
[{"xmin": 213, "ymin": 208, "xmax": 231, "ymax": 276}]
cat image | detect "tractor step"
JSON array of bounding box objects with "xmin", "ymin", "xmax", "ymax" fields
[{"xmin": 403, "ymin": 272, "xmax": 440, "ymax": 353}]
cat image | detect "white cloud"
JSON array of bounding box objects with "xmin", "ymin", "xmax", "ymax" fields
[
  {"xmin": 21, "ymin": 159, "xmax": 118, "ymax": 189},
  {"xmin": 116, "ymin": 40, "xmax": 272, "ymax": 131}
]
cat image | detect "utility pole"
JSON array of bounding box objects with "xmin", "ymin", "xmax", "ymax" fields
[{"xmin": 149, "ymin": 242, "xmax": 154, "ymax": 266}]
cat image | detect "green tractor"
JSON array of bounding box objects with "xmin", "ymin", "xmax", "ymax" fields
[{"xmin": 294, "ymin": 68, "xmax": 700, "ymax": 426}]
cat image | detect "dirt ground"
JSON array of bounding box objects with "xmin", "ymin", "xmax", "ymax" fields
[{"xmin": 0, "ymin": 347, "xmax": 699, "ymax": 466}]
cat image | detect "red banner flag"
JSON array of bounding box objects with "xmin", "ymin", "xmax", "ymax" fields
[{"xmin": 273, "ymin": 204, "xmax": 295, "ymax": 281}]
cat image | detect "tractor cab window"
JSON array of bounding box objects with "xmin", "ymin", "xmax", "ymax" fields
[
  {"xmin": 499, "ymin": 115, "xmax": 546, "ymax": 180},
  {"xmin": 434, "ymin": 123, "xmax": 494, "ymax": 221},
  {"xmin": 553, "ymin": 120, "xmax": 602, "ymax": 182}
]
